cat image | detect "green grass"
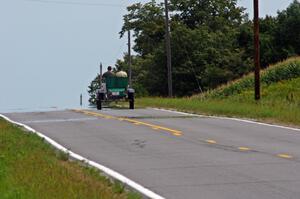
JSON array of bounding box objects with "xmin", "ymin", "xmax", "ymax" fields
[
  {"xmin": 136, "ymin": 58, "xmax": 300, "ymax": 127},
  {"xmin": 200, "ymin": 57, "xmax": 300, "ymax": 99},
  {"xmin": 0, "ymin": 119, "xmax": 141, "ymax": 199}
]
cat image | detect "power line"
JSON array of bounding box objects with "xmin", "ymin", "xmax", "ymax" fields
[{"xmin": 24, "ymin": 0, "xmax": 126, "ymax": 7}]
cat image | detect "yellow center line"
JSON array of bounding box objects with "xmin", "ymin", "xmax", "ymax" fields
[
  {"xmin": 123, "ymin": 118, "xmax": 182, "ymax": 135},
  {"xmin": 238, "ymin": 147, "xmax": 251, "ymax": 151},
  {"xmin": 73, "ymin": 110, "xmax": 183, "ymax": 136},
  {"xmin": 206, "ymin": 140, "xmax": 217, "ymax": 144},
  {"xmin": 173, "ymin": 132, "xmax": 182, "ymax": 136},
  {"xmin": 74, "ymin": 110, "xmax": 296, "ymax": 157},
  {"xmin": 277, "ymin": 154, "xmax": 293, "ymax": 159}
]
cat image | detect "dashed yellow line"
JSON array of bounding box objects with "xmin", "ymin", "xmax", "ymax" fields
[
  {"xmin": 73, "ymin": 110, "xmax": 296, "ymax": 159},
  {"xmin": 173, "ymin": 132, "xmax": 182, "ymax": 136},
  {"xmin": 238, "ymin": 147, "xmax": 251, "ymax": 151},
  {"xmin": 206, "ymin": 140, "xmax": 217, "ymax": 144},
  {"xmin": 277, "ymin": 154, "xmax": 293, "ymax": 159},
  {"xmin": 123, "ymin": 118, "xmax": 182, "ymax": 136},
  {"xmin": 72, "ymin": 110, "xmax": 182, "ymax": 136}
]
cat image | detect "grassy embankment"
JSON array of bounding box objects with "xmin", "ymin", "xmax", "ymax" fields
[
  {"xmin": 136, "ymin": 57, "xmax": 300, "ymax": 126},
  {"xmin": 0, "ymin": 118, "xmax": 140, "ymax": 199}
]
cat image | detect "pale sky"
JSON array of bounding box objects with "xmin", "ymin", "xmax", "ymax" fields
[{"xmin": 0, "ymin": 0, "xmax": 295, "ymax": 112}]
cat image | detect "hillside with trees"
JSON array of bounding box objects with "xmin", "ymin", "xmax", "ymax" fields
[
  {"xmin": 136, "ymin": 57, "xmax": 300, "ymax": 126},
  {"xmin": 89, "ymin": 0, "xmax": 300, "ymax": 102}
]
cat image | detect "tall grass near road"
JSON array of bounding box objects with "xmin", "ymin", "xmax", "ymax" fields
[
  {"xmin": 0, "ymin": 119, "xmax": 140, "ymax": 199},
  {"xmin": 136, "ymin": 58, "xmax": 300, "ymax": 126},
  {"xmin": 137, "ymin": 83, "xmax": 300, "ymax": 126},
  {"xmin": 197, "ymin": 57, "xmax": 300, "ymax": 99}
]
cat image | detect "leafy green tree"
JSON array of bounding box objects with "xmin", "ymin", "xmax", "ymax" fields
[
  {"xmin": 87, "ymin": 75, "xmax": 100, "ymax": 105},
  {"xmin": 119, "ymin": 1, "xmax": 170, "ymax": 95},
  {"xmin": 88, "ymin": 0, "xmax": 300, "ymax": 101},
  {"xmin": 171, "ymin": 23, "xmax": 252, "ymax": 91},
  {"xmin": 259, "ymin": 16, "xmax": 280, "ymax": 67},
  {"xmin": 118, "ymin": 0, "xmax": 252, "ymax": 96},
  {"xmin": 244, "ymin": 1, "xmax": 300, "ymax": 68},
  {"xmin": 170, "ymin": 0, "xmax": 246, "ymax": 30},
  {"xmin": 276, "ymin": 0, "xmax": 300, "ymax": 57},
  {"xmin": 120, "ymin": 1, "xmax": 165, "ymax": 56}
]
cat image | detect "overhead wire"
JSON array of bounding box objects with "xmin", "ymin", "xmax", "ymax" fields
[
  {"xmin": 21, "ymin": 0, "xmax": 161, "ymax": 75},
  {"xmin": 24, "ymin": 0, "xmax": 126, "ymax": 7},
  {"xmin": 23, "ymin": 0, "xmax": 131, "ymax": 66}
]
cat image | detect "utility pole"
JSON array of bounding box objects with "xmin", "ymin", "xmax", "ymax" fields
[
  {"xmin": 80, "ymin": 94, "xmax": 82, "ymax": 107},
  {"xmin": 254, "ymin": 0, "xmax": 261, "ymax": 100},
  {"xmin": 99, "ymin": 62, "xmax": 103, "ymax": 87},
  {"xmin": 164, "ymin": 0, "xmax": 173, "ymax": 97},
  {"xmin": 128, "ymin": 30, "xmax": 132, "ymax": 88}
]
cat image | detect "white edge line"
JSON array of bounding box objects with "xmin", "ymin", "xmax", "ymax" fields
[
  {"xmin": 0, "ymin": 114, "xmax": 165, "ymax": 199},
  {"xmin": 152, "ymin": 108, "xmax": 300, "ymax": 132}
]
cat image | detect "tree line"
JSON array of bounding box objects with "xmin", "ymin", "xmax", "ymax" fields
[{"xmin": 89, "ymin": 0, "xmax": 300, "ymax": 101}]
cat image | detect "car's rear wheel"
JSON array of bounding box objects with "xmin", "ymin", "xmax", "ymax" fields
[
  {"xmin": 97, "ymin": 93, "xmax": 104, "ymax": 110},
  {"xmin": 128, "ymin": 92, "xmax": 134, "ymax": 110},
  {"xmin": 129, "ymin": 100, "xmax": 134, "ymax": 109},
  {"xmin": 97, "ymin": 99, "xmax": 102, "ymax": 110}
]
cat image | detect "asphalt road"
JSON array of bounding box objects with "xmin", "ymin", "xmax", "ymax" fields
[{"xmin": 4, "ymin": 108, "xmax": 300, "ymax": 199}]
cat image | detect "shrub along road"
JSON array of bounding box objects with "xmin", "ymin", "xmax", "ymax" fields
[{"xmin": 3, "ymin": 108, "xmax": 300, "ymax": 199}]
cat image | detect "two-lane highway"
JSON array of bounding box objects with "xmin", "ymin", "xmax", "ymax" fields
[{"xmin": 3, "ymin": 108, "xmax": 300, "ymax": 199}]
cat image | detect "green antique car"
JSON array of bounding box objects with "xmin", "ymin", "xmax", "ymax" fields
[{"xmin": 96, "ymin": 76, "xmax": 135, "ymax": 110}]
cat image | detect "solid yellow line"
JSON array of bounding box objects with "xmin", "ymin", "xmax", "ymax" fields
[
  {"xmin": 277, "ymin": 154, "xmax": 293, "ymax": 159},
  {"xmin": 74, "ymin": 110, "xmax": 183, "ymax": 136}
]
